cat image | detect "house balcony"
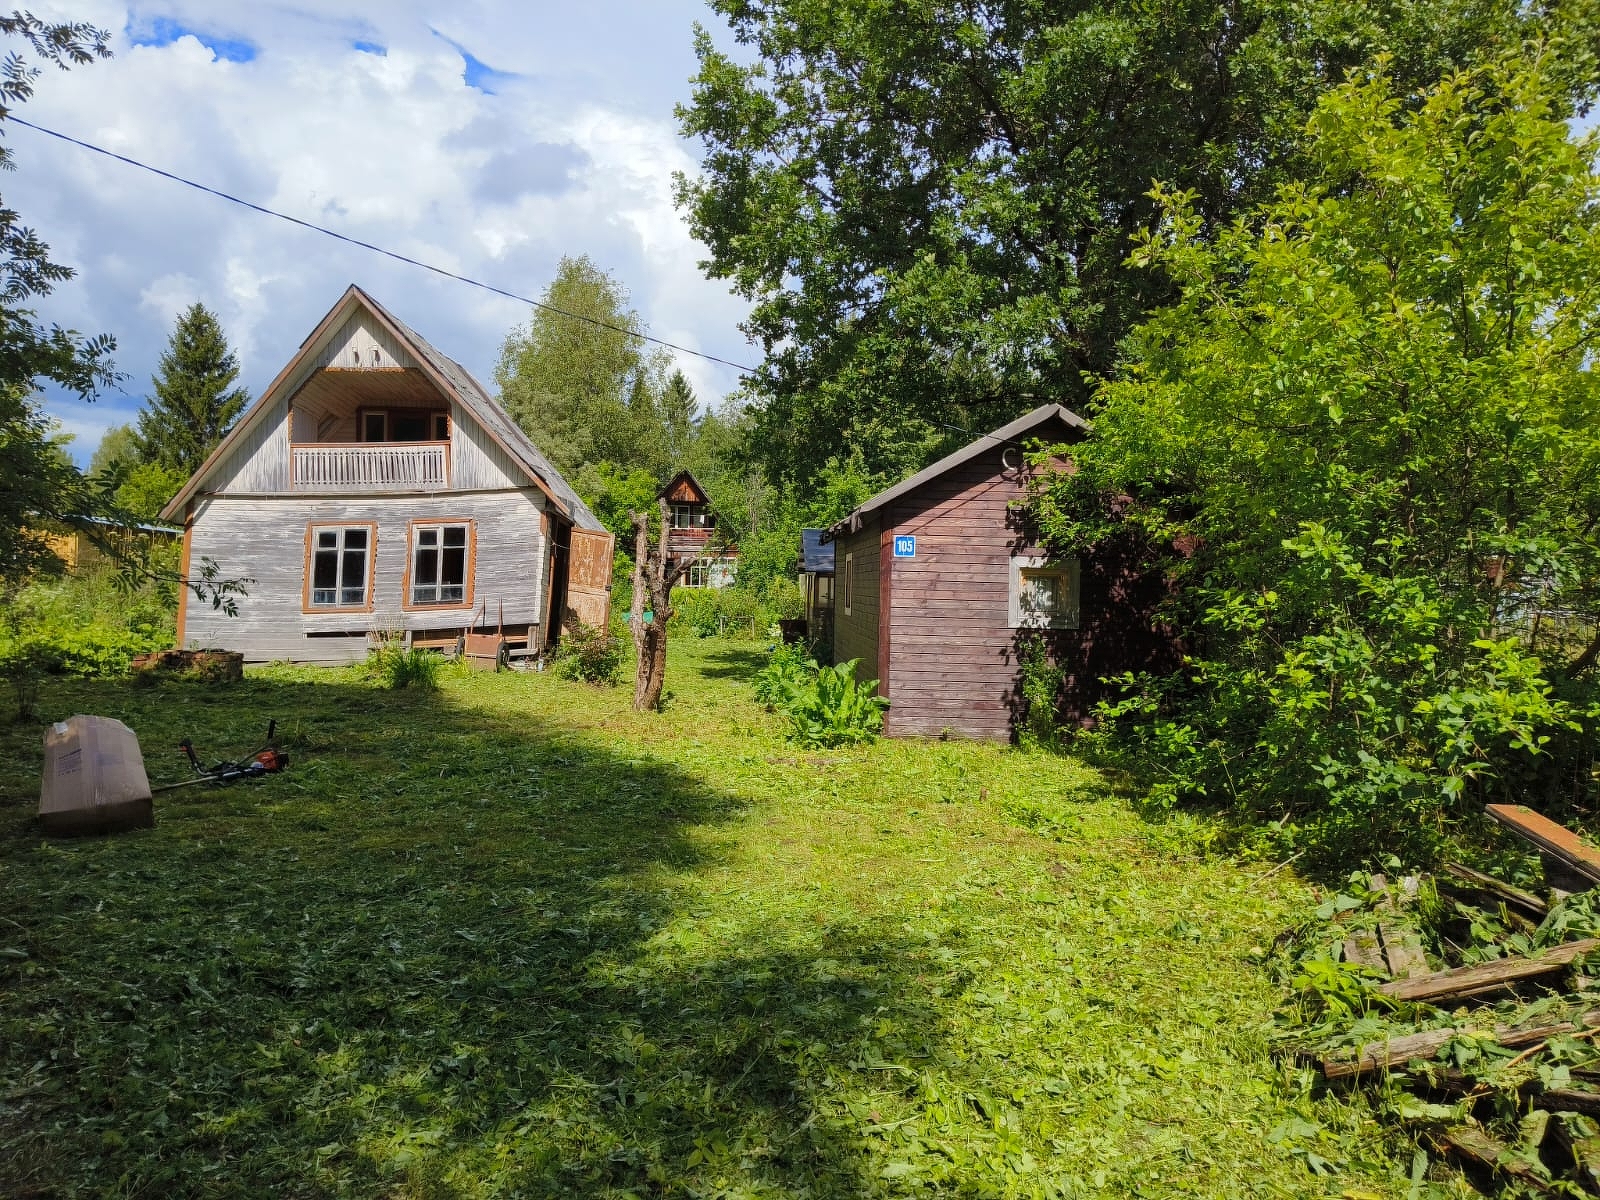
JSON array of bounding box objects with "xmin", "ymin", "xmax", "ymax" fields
[{"xmin": 290, "ymin": 442, "xmax": 450, "ymax": 492}]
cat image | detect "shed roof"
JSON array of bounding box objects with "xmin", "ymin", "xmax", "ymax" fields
[
  {"xmin": 800, "ymin": 529, "xmax": 835, "ymax": 573},
  {"xmin": 823, "ymin": 403, "xmax": 1086, "ymax": 539},
  {"xmin": 161, "ymin": 285, "xmax": 602, "ymax": 531}
]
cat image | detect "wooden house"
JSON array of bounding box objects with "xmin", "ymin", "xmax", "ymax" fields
[
  {"xmin": 160, "ymin": 285, "xmax": 614, "ymax": 663},
  {"xmin": 824, "ymin": 404, "xmax": 1180, "ymax": 741},
  {"xmin": 660, "ymin": 470, "xmax": 737, "ymax": 588}
]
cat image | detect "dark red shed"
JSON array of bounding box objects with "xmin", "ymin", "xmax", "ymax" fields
[{"xmin": 823, "ymin": 404, "xmax": 1179, "ymax": 741}]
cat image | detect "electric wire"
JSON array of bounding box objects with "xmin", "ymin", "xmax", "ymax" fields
[{"xmin": 12, "ymin": 115, "xmax": 759, "ymax": 374}]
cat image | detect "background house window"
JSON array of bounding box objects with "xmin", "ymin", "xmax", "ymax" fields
[
  {"xmin": 410, "ymin": 523, "xmax": 472, "ymax": 606},
  {"xmin": 843, "ymin": 552, "xmax": 854, "ymax": 615},
  {"xmin": 308, "ymin": 526, "xmax": 372, "ymax": 608},
  {"xmin": 671, "ymin": 504, "xmax": 710, "ymax": 529},
  {"xmin": 1008, "ymin": 556, "xmax": 1080, "ymax": 629}
]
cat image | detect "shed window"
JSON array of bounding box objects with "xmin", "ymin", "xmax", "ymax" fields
[
  {"xmin": 1009, "ymin": 556, "xmax": 1080, "ymax": 629},
  {"xmin": 307, "ymin": 526, "xmax": 373, "ymax": 609},
  {"xmin": 671, "ymin": 504, "xmax": 710, "ymax": 529},
  {"xmin": 409, "ymin": 522, "xmax": 472, "ymax": 606},
  {"xmin": 842, "ymin": 552, "xmax": 854, "ymax": 616}
]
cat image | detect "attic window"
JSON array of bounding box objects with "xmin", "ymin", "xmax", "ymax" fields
[
  {"xmin": 351, "ymin": 350, "xmax": 360, "ymax": 365},
  {"xmin": 372, "ymin": 348, "xmax": 381, "ymax": 365},
  {"xmin": 671, "ymin": 504, "xmax": 710, "ymax": 529},
  {"xmin": 1009, "ymin": 556, "xmax": 1080, "ymax": 629}
]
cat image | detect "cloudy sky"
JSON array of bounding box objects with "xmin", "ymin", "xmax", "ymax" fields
[{"xmin": 18, "ymin": 1, "xmax": 755, "ymax": 465}]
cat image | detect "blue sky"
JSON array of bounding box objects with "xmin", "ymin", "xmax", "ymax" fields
[{"xmin": 20, "ymin": 1, "xmax": 754, "ymax": 464}]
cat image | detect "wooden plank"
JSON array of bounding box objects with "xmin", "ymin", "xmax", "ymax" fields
[
  {"xmin": 1344, "ymin": 928, "xmax": 1387, "ymax": 970},
  {"xmin": 1487, "ymin": 805, "xmax": 1600, "ymax": 888},
  {"xmin": 1536, "ymin": 1090, "xmax": 1600, "ymax": 1118},
  {"xmin": 1379, "ymin": 939, "xmax": 1600, "ymax": 1003},
  {"xmin": 567, "ymin": 527, "xmax": 614, "ymax": 629},
  {"xmin": 1427, "ymin": 1126, "xmax": 1555, "ymax": 1193},
  {"xmin": 1443, "ymin": 862, "xmax": 1549, "ymax": 920},
  {"xmin": 1317, "ymin": 1011, "xmax": 1600, "ymax": 1080},
  {"xmin": 1372, "ymin": 873, "xmax": 1430, "ymax": 979}
]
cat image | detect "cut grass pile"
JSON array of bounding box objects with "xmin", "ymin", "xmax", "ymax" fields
[{"xmin": 1, "ymin": 639, "xmax": 1412, "ymax": 1197}]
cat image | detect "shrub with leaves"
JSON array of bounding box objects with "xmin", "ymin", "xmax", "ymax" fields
[
  {"xmin": 553, "ymin": 619, "xmax": 624, "ymax": 685},
  {"xmin": 1035, "ymin": 45, "xmax": 1600, "ymax": 862},
  {"xmin": 772, "ymin": 658, "xmax": 890, "ymax": 748}
]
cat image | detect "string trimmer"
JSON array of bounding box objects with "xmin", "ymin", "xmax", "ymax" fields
[{"xmin": 149, "ymin": 719, "xmax": 289, "ymax": 794}]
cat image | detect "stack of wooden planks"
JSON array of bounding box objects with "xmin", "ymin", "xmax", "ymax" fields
[{"xmin": 1303, "ymin": 804, "xmax": 1600, "ymax": 1194}]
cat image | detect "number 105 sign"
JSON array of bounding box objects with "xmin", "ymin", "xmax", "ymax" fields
[{"xmin": 892, "ymin": 535, "xmax": 916, "ymax": 559}]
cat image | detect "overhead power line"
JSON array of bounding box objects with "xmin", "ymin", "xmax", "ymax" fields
[{"xmin": 12, "ymin": 115, "xmax": 759, "ymax": 374}]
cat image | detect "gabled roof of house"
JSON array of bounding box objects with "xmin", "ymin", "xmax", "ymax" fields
[
  {"xmin": 161, "ymin": 285, "xmax": 603, "ymax": 530},
  {"xmin": 823, "ymin": 403, "xmax": 1087, "ymax": 539},
  {"xmin": 658, "ymin": 469, "xmax": 710, "ymax": 505}
]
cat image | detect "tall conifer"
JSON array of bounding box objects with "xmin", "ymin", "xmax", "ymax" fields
[{"xmin": 132, "ymin": 303, "xmax": 249, "ymax": 474}]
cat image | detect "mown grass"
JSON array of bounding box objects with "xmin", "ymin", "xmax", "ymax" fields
[{"xmin": 1, "ymin": 639, "xmax": 1412, "ymax": 1198}]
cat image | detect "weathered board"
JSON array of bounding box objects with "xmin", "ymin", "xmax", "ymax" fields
[{"xmin": 567, "ymin": 528, "xmax": 615, "ymax": 629}]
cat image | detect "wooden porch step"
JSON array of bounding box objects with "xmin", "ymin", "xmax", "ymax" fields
[{"xmin": 1487, "ymin": 804, "xmax": 1600, "ymax": 890}]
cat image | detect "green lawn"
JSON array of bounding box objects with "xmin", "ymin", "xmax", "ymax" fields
[{"xmin": 0, "ymin": 639, "xmax": 1411, "ymax": 1198}]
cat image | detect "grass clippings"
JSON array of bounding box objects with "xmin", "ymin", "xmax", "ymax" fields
[{"xmin": 1, "ymin": 639, "xmax": 1408, "ymax": 1197}]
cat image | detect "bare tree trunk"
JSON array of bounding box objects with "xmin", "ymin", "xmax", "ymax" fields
[
  {"xmin": 630, "ymin": 498, "xmax": 693, "ymax": 712},
  {"xmin": 630, "ymin": 511, "xmax": 652, "ymax": 710}
]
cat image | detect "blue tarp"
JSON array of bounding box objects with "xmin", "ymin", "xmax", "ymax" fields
[{"xmin": 801, "ymin": 529, "xmax": 835, "ymax": 574}]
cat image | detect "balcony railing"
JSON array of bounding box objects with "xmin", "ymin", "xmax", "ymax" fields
[{"xmin": 291, "ymin": 442, "xmax": 449, "ymax": 492}]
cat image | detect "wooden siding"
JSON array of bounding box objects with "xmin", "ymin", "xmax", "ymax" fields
[
  {"xmin": 451, "ymin": 402, "xmax": 528, "ymax": 490},
  {"xmin": 876, "ymin": 429, "xmax": 1180, "ymax": 740},
  {"xmin": 182, "ymin": 491, "xmax": 550, "ymax": 663},
  {"xmin": 831, "ymin": 523, "xmax": 880, "ymax": 675},
  {"xmin": 208, "ymin": 397, "xmax": 290, "ymax": 493},
  {"xmin": 316, "ymin": 313, "xmax": 419, "ymax": 371}
]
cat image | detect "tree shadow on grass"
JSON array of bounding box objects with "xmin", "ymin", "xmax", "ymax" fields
[
  {"xmin": 696, "ymin": 645, "xmax": 769, "ymax": 683},
  {"xmin": 0, "ymin": 671, "xmax": 968, "ymax": 1198}
]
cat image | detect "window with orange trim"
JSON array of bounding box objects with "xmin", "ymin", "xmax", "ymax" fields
[
  {"xmin": 409, "ymin": 522, "xmax": 472, "ymax": 606},
  {"xmin": 307, "ymin": 526, "xmax": 373, "ymax": 608}
]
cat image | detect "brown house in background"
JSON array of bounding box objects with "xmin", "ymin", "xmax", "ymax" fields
[
  {"xmin": 660, "ymin": 470, "xmax": 738, "ymax": 588},
  {"xmin": 823, "ymin": 404, "xmax": 1180, "ymax": 741}
]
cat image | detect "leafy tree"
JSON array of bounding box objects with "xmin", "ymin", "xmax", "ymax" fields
[
  {"xmin": 1035, "ymin": 42, "xmax": 1600, "ymax": 860},
  {"xmin": 131, "ymin": 302, "xmax": 249, "ymax": 475},
  {"xmin": 678, "ymin": 0, "xmax": 1592, "ymax": 489},
  {"xmin": 0, "ymin": 12, "xmax": 115, "ymax": 592},
  {"xmin": 89, "ymin": 423, "xmax": 136, "ymax": 475},
  {"xmin": 495, "ymin": 256, "xmax": 673, "ymax": 493},
  {"xmin": 89, "ymin": 422, "xmax": 187, "ymax": 521}
]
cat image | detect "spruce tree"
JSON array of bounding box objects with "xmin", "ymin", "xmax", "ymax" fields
[{"xmin": 132, "ymin": 303, "xmax": 249, "ymax": 474}]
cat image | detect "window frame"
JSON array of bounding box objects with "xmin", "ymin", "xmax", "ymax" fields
[
  {"xmin": 357, "ymin": 406, "xmax": 449, "ymax": 444},
  {"xmin": 1008, "ymin": 555, "xmax": 1081, "ymax": 630},
  {"xmin": 402, "ymin": 518, "xmax": 476, "ymax": 611},
  {"xmin": 301, "ymin": 523, "xmax": 378, "ymax": 613},
  {"xmin": 842, "ymin": 552, "xmax": 854, "ymax": 616}
]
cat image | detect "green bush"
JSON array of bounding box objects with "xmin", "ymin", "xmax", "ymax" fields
[
  {"xmin": 669, "ymin": 585, "xmax": 768, "ymax": 639},
  {"xmin": 767, "ymin": 656, "xmax": 890, "ymax": 748},
  {"xmin": 368, "ymin": 643, "xmax": 442, "ymax": 692},
  {"xmin": 553, "ymin": 619, "xmax": 625, "ymax": 685}
]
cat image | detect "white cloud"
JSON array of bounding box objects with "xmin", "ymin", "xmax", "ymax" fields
[{"xmin": 16, "ymin": 2, "xmax": 754, "ymax": 464}]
